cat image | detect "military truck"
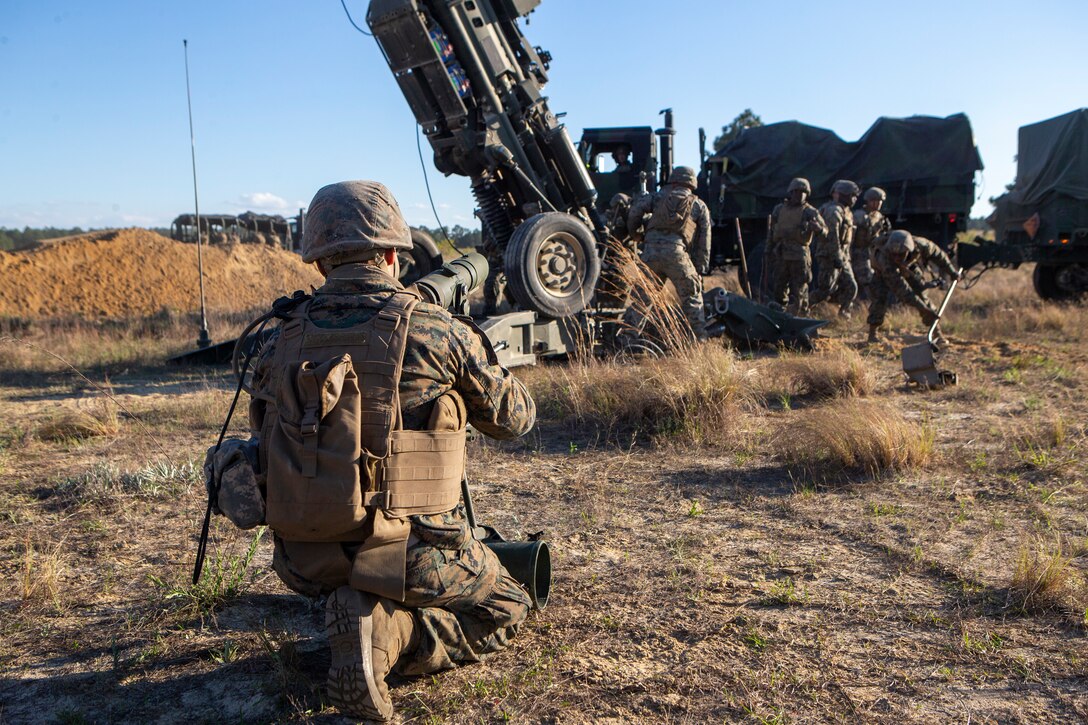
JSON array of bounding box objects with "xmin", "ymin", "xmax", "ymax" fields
[
  {"xmin": 579, "ymin": 114, "xmax": 983, "ymax": 298},
  {"xmin": 961, "ymin": 108, "xmax": 1088, "ymax": 299}
]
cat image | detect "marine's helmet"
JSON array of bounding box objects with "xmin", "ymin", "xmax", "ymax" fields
[
  {"xmin": 787, "ymin": 177, "xmax": 811, "ymax": 194},
  {"xmin": 863, "ymin": 187, "xmax": 887, "ymax": 203},
  {"xmin": 885, "ymin": 229, "xmax": 915, "ymax": 260},
  {"xmin": 300, "ymin": 180, "xmax": 413, "ymax": 263},
  {"xmin": 831, "ymin": 179, "xmax": 860, "ymax": 197},
  {"xmin": 667, "ymin": 166, "xmax": 698, "ymax": 190}
]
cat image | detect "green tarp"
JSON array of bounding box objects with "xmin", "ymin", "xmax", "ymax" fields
[
  {"xmin": 1007, "ymin": 108, "xmax": 1088, "ymax": 206},
  {"xmin": 714, "ymin": 114, "xmax": 983, "ymax": 199}
]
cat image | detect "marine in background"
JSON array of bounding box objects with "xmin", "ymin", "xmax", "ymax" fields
[
  {"xmin": 611, "ymin": 144, "xmax": 634, "ymax": 174},
  {"xmin": 810, "ymin": 179, "xmax": 860, "ymax": 317},
  {"xmin": 867, "ymin": 229, "xmax": 961, "ymax": 345},
  {"xmin": 851, "ymin": 187, "xmax": 890, "ymax": 299},
  {"xmin": 767, "ymin": 177, "xmax": 827, "ymax": 315},
  {"xmin": 626, "ymin": 166, "xmax": 712, "ymax": 339}
]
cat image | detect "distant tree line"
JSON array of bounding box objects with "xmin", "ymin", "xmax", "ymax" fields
[
  {"xmin": 0, "ymin": 226, "xmax": 93, "ymax": 251},
  {"xmin": 416, "ymin": 224, "xmax": 482, "ymax": 252}
]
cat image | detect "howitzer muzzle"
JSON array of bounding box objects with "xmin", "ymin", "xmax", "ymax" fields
[{"xmin": 410, "ymin": 252, "xmax": 489, "ymax": 314}]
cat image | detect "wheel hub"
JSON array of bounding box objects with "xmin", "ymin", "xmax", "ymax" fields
[{"xmin": 536, "ymin": 234, "xmax": 584, "ymax": 296}]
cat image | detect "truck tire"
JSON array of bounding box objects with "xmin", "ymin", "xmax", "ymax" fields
[
  {"xmin": 400, "ymin": 228, "xmax": 444, "ymax": 286},
  {"xmin": 1034, "ymin": 262, "xmax": 1088, "ymax": 301},
  {"xmin": 504, "ymin": 212, "xmax": 601, "ymax": 319}
]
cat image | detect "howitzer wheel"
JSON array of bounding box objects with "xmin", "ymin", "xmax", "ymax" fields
[
  {"xmin": 504, "ymin": 212, "xmax": 601, "ymax": 319},
  {"xmin": 1033, "ymin": 262, "xmax": 1088, "ymax": 301},
  {"xmin": 399, "ymin": 229, "xmax": 444, "ymax": 287}
]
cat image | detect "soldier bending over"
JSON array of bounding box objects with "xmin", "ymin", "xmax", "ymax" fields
[{"xmin": 867, "ymin": 229, "xmax": 961, "ymax": 345}]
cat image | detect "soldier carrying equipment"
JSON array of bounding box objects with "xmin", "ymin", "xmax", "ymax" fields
[
  {"xmin": 203, "ymin": 180, "xmax": 536, "ymax": 722},
  {"xmin": 768, "ymin": 177, "xmax": 827, "ymax": 315},
  {"xmin": 867, "ymin": 229, "xmax": 962, "ymax": 345},
  {"xmin": 852, "ymin": 186, "xmax": 890, "ymax": 300}
]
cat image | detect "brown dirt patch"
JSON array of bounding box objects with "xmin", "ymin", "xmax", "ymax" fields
[{"xmin": 0, "ymin": 228, "xmax": 322, "ymax": 319}]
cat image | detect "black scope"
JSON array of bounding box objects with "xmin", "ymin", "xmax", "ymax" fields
[{"xmin": 410, "ymin": 252, "xmax": 489, "ymax": 315}]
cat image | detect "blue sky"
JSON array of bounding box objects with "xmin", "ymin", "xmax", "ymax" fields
[{"xmin": 1, "ymin": 0, "xmax": 1085, "ymax": 230}]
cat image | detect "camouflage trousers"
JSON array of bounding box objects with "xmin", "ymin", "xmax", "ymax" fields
[
  {"xmin": 272, "ymin": 505, "xmax": 531, "ymax": 675},
  {"xmin": 866, "ymin": 268, "xmax": 939, "ymax": 328},
  {"xmin": 851, "ymin": 248, "xmax": 874, "ymax": 300},
  {"xmin": 636, "ymin": 240, "xmax": 706, "ymax": 335},
  {"xmin": 809, "ymin": 252, "xmax": 858, "ymax": 311},
  {"xmin": 771, "ymin": 255, "xmax": 811, "ymax": 315}
]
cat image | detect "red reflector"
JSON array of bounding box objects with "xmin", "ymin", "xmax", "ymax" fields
[{"xmin": 948, "ymin": 213, "xmax": 957, "ymax": 224}]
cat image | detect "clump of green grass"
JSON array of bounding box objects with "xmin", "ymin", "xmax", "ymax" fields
[
  {"xmin": 526, "ymin": 343, "xmax": 749, "ymax": 446},
  {"xmin": 760, "ymin": 577, "xmax": 807, "ymax": 606},
  {"xmin": 49, "ymin": 460, "xmax": 200, "ymax": 504},
  {"xmin": 1007, "ymin": 535, "xmax": 1083, "ymax": 614},
  {"xmin": 151, "ymin": 527, "xmax": 267, "ymax": 615},
  {"xmin": 776, "ymin": 400, "xmax": 934, "ymax": 479}
]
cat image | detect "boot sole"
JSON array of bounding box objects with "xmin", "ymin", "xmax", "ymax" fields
[{"xmin": 325, "ymin": 587, "xmax": 392, "ymax": 721}]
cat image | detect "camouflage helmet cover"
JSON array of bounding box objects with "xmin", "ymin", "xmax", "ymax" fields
[
  {"xmin": 787, "ymin": 177, "xmax": 811, "ymax": 194},
  {"xmin": 886, "ymin": 229, "xmax": 915, "ymax": 257},
  {"xmin": 667, "ymin": 166, "xmax": 698, "ymax": 190},
  {"xmin": 832, "ymin": 179, "xmax": 860, "ymax": 196},
  {"xmin": 864, "ymin": 186, "xmax": 887, "ymax": 202},
  {"xmin": 300, "ymin": 180, "xmax": 412, "ymax": 263}
]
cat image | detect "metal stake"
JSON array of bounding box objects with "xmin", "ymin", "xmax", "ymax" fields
[{"xmin": 183, "ymin": 39, "xmax": 211, "ymax": 348}]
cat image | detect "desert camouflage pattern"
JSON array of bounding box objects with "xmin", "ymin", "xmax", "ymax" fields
[
  {"xmin": 301, "ymin": 180, "xmax": 413, "ymax": 263},
  {"xmin": 606, "ymin": 193, "xmax": 632, "ymax": 243},
  {"xmin": 203, "ymin": 438, "xmax": 264, "ymax": 530},
  {"xmin": 867, "ymin": 235, "xmax": 957, "ymax": 328},
  {"xmin": 767, "ymin": 200, "xmax": 826, "ymax": 314},
  {"xmin": 251, "ymin": 262, "xmax": 534, "ymax": 675},
  {"xmin": 810, "ymin": 201, "xmax": 858, "ymax": 311}
]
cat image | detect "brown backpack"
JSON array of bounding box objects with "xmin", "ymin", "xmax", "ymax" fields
[{"xmin": 257, "ymin": 288, "xmax": 466, "ymax": 600}]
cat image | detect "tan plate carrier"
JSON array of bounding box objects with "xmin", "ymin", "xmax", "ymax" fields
[{"xmin": 259, "ymin": 288, "xmax": 466, "ymax": 601}]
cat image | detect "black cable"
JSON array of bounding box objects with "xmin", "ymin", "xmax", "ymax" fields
[
  {"xmin": 416, "ymin": 125, "xmax": 467, "ymax": 255},
  {"xmin": 340, "ymin": 0, "xmax": 372, "ymax": 36}
]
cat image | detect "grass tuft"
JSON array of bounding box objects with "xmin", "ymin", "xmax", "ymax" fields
[
  {"xmin": 1008, "ymin": 535, "xmax": 1082, "ymax": 614},
  {"xmin": 49, "ymin": 460, "xmax": 200, "ymax": 504},
  {"xmin": 526, "ymin": 343, "xmax": 749, "ymax": 446},
  {"xmin": 36, "ymin": 399, "xmax": 121, "ymax": 441},
  {"xmin": 776, "ymin": 400, "xmax": 933, "ymax": 479},
  {"xmin": 757, "ymin": 344, "xmax": 875, "ymax": 403}
]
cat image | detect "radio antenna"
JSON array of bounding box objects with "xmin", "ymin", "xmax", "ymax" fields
[{"xmin": 183, "ymin": 39, "xmax": 212, "ymax": 348}]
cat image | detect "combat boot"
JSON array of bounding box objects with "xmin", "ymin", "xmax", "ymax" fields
[
  {"xmin": 326, "ymin": 586, "xmax": 419, "ymax": 722},
  {"xmin": 867, "ymin": 324, "xmax": 880, "ymax": 344}
]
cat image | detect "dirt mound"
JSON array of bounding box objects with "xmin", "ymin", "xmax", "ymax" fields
[{"xmin": 0, "ymin": 228, "xmax": 323, "ymax": 319}]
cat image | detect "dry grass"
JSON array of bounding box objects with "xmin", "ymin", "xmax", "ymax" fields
[
  {"xmin": 756, "ymin": 344, "xmax": 875, "ymax": 404},
  {"xmin": 776, "ymin": 399, "xmax": 934, "ymax": 479},
  {"xmin": 19, "ymin": 533, "xmax": 67, "ymax": 611},
  {"xmin": 48, "ymin": 460, "xmax": 201, "ymax": 506},
  {"xmin": 602, "ymin": 239, "xmax": 697, "ymax": 352},
  {"xmin": 0, "ymin": 309, "xmax": 256, "ymax": 372},
  {"xmin": 1008, "ymin": 535, "xmax": 1084, "ymax": 614},
  {"xmin": 526, "ymin": 343, "xmax": 749, "ymax": 446},
  {"xmin": 35, "ymin": 398, "xmax": 122, "ymax": 441}
]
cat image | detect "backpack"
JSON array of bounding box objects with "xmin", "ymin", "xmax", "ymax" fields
[
  {"xmin": 648, "ymin": 186, "xmax": 697, "ymax": 240},
  {"xmin": 256, "ymin": 288, "xmax": 466, "ymax": 600}
]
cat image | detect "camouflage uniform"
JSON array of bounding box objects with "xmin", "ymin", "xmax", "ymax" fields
[
  {"xmin": 625, "ymin": 167, "xmax": 712, "ymax": 337},
  {"xmin": 481, "ymin": 230, "xmax": 508, "ymax": 316},
  {"xmin": 768, "ymin": 190, "xmax": 827, "ymax": 315},
  {"xmin": 851, "ymin": 188, "xmax": 890, "ymax": 300},
  {"xmin": 867, "ymin": 232, "xmax": 958, "ymax": 331},
  {"xmin": 250, "ymin": 264, "xmax": 535, "ymax": 673},
  {"xmin": 606, "ymin": 192, "xmax": 632, "ymax": 244},
  {"xmin": 810, "ymin": 199, "xmax": 858, "ymax": 313}
]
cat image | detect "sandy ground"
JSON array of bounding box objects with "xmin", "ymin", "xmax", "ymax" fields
[{"xmin": 0, "ymin": 266, "xmax": 1085, "ymax": 724}]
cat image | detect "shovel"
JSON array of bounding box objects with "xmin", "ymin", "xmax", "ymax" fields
[{"xmin": 901, "ymin": 270, "xmax": 962, "ymax": 388}]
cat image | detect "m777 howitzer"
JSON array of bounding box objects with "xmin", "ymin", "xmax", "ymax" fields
[{"xmin": 365, "ymin": 0, "xmax": 826, "ymax": 360}]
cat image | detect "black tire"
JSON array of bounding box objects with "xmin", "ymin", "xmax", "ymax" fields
[
  {"xmin": 504, "ymin": 212, "xmax": 601, "ymax": 319},
  {"xmin": 399, "ymin": 228, "xmax": 444, "ymax": 286}
]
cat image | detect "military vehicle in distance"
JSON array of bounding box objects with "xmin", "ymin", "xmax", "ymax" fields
[
  {"xmin": 580, "ymin": 114, "xmax": 983, "ymax": 299},
  {"xmin": 961, "ymin": 108, "xmax": 1088, "ymax": 299}
]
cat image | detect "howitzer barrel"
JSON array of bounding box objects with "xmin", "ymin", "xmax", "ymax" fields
[{"xmin": 410, "ymin": 252, "xmax": 489, "ymax": 314}]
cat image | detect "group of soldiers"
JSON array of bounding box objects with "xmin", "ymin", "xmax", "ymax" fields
[
  {"xmin": 766, "ymin": 176, "xmax": 961, "ymax": 343},
  {"xmin": 606, "ymin": 169, "xmax": 961, "ymax": 345}
]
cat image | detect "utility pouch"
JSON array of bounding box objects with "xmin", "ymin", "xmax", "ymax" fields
[
  {"xmin": 203, "ymin": 438, "xmax": 265, "ymax": 530},
  {"xmin": 265, "ymin": 354, "xmax": 366, "ymax": 541}
]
